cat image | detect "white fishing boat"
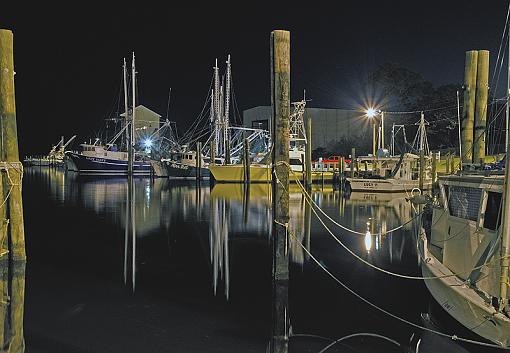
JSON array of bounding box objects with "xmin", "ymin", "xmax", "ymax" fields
[
  {"xmin": 346, "ymin": 153, "xmax": 432, "ymax": 192},
  {"xmin": 420, "ymin": 172, "xmax": 510, "ymax": 346},
  {"xmin": 346, "ymin": 112, "xmax": 432, "ymax": 192}
]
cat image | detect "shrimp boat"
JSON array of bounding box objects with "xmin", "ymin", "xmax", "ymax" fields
[
  {"xmin": 420, "ymin": 171, "xmax": 510, "ymax": 346},
  {"xmin": 66, "ymin": 140, "xmax": 152, "ymax": 175},
  {"xmin": 67, "ymin": 54, "xmax": 163, "ymax": 176}
]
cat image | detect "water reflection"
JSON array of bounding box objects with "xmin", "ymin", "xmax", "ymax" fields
[
  {"xmin": 0, "ymin": 260, "xmax": 25, "ymax": 353},
  {"xmin": 22, "ymin": 167, "xmax": 492, "ymax": 352}
]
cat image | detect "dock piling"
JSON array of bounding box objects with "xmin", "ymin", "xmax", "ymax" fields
[
  {"xmin": 243, "ymin": 138, "xmax": 250, "ymax": 183},
  {"xmin": 270, "ymin": 29, "xmax": 290, "ymax": 353},
  {"xmin": 0, "ymin": 29, "xmax": 25, "ymax": 260}
]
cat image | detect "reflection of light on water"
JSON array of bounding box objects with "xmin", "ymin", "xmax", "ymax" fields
[
  {"xmin": 365, "ymin": 230, "xmax": 372, "ymax": 252},
  {"xmin": 375, "ymin": 234, "xmax": 379, "ymax": 251}
]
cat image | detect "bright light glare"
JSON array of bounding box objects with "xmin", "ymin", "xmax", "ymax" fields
[
  {"xmin": 364, "ymin": 231, "xmax": 372, "ymax": 252},
  {"xmin": 366, "ymin": 108, "xmax": 377, "ymax": 118},
  {"xmin": 143, "ymin": 139, "xmax": 153, "ymax": 148}
]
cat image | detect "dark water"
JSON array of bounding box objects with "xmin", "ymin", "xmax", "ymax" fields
[{"xmin": 1, "ymin": 167, "xmax": 501, "ymax": 352}]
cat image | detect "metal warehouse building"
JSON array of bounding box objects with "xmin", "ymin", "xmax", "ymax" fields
[{"xmin": 243, "ymin": 106, "xmax": 372, "ymax": 150}]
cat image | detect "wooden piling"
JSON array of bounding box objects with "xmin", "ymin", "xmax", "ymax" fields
[
  {"xmin": 305, "ymin": 115, "xmax": 312, "ymax": 188},
  {"xmin": 351, "ymin": 148, "xmax": 356, "ymax": 178},
  {"xmin": 243, "ymin": 138, "xmax": 250, "ymax": 183},
  {"xmin": 0, "ymin": 29, "xmax": 25, "ymax": 260},
  {"xmin": 474, "ymin": 50, "xmax": 489, "ymax": 164},
  {"xmin": 431, "ymin": 152, "xmax": 437, "ymax": 185},
  {"xmin": 270, "ymin": 29, "xmax": 290, "ymax": 353},
  {"xmin": 461, "ymin": 50, "xmax": 478, "ymax": 164},
  {"xmin": 196, "ymin": 142, "xmax": 202, "ymax": 180}
]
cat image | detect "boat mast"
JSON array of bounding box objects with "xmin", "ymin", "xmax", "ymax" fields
[
  {"xmin": 131, "ymin": 52, "xmax": 136, "ymax": 162},
  {"xmin": 500, "ymin": 24, "xmax": 510, "ymax": 312},
  {"xmin": 224, "ymin": 55, "xmax": 231, "ymax": 163},
  {"xmin": 123, "ymin": 58, "xmax": 129, "ymax": 153},
  {"xmin": 507, "ymin": 21, "xmax": 510, "ymax": 154},
  {"xmin": 214, "ymin": 59, "xmax": 221, "ymax": 156}
]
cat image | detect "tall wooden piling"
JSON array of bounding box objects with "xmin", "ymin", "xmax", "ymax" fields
[
  {"xmin": 461, "ymin": 50, "xmax": 478, "ymax": 165},
  {"xmin": 305, "ymin": 115, "xmax": 312, "ymax": 188},
  {"xmin": 243, "ymin": 138, "xmax": 250, "ymax": 183},
  {"xmin": 474, "ymin": 50, "xmax": 489, "ymax": 164},
  {"xmin": 0, "ymin": 29, "xmax": 25, "ymax": 260},
  {"xmin": 270, "ymin": 29, "xmax": 290, "ymax": 353}
]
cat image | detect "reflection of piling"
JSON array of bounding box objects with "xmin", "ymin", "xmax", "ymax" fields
[
  {"xmin": 305, "ymin": 115, "xmax": 312, "ymax": 188},
  {"xmin": 304, "ymin": 194, "xmax": 311, "ymax": 261},
  {"xmin": 0, "ymin": 260, "xmax": 25, "ymax": 350},
  {"xmin": 243, "ymin": 138, "xmax": 250, "ymax": 183},
  {"xmin": 0, "ymin": 30, "xmax": 25, "ymax": 260},
  {"xmin": 270, "ymin": 29, "xmax": 290, "ymax": 353}
]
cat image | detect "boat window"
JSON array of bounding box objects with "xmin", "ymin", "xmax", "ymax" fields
[
  {"xmin": 446, "ymin": 185, "xmax": 482, "ymax": 221},
  {"xmin": 484, "ymin": 191, "xmax": 502, "ymax": 231},
  {"xmin": 289, "ymin": 158, "xmax": 302, "ymax": 166}
]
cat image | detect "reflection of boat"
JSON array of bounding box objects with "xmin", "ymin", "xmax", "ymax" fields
[{"xmin": 421, "ymin": 173, "xmax": 510, "ymax": 347}]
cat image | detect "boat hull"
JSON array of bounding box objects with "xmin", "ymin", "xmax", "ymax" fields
[
  {"xmin": 162, "ymin": 160, "xmax": 210, "ymax": 179},
  {"xmin": 208, "ymin": 164, "xmax": 334, "ymax": 183},
  {"xmin": 66, "ymin": 152, "xmax": 151, "ymax": 175},
  {"xmin": 346, "ymin": 177, "xmax": 432, "ymax": 192},
  {"xmin": 421, "ymin": 249, "xmax": 510, "ymax": 347}
]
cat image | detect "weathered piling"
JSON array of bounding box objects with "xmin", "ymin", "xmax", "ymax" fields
[
  {"xmin": 351, "ymin": 148, "xmax": 356, "ymax": 178},
  {"xmin": 270, "ymin": 29, "xmax": 290, "ymax": 353},
  {"xmin": 431, "ymin": 152, "xmax": 437, "ymax": 185},
  {"xmin": 461, "ymin": 50, "xmax": 478, "ymax": 164},
  {"xmin": 474, "ymin": 50, "xmax": 489, "ymax": 164},
  {"xmin": 305, "ymin": 115, "xmax": 312, "ymax": 188},
  {"xmin": 445, "ymin": 154, "xmax": 450, "ymax": 174},
  {"xmin": 0, "ymin": 29, "xmax": 25, "ymax": 260},
  {"xmin": 210, "ymin": 140, "xmax": 216, "ymax": 166},
  {"xmin": 243, "ymin": 138, "xmax": 250, "ymax": 183},
  {"xmin": 196, "ymin": 142, "xmax": 202, "ymax": 180}
]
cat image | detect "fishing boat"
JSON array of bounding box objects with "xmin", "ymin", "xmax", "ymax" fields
[
  {"xmin": 346, "ymin": 112, "xmax": 432, "ymax": 192},
  {"xmin": 160, "ymin": 150, "xmax": 210, "ymax": 179},
  {"xmin": 66, "ymin": 141, "xmax": 152, "ymax": 175},
  {"xmin": 67, "ymin": 54, "xmax": 166, "ymax": 176},
  {"xmin": 24, "ymin": 135, "xmax": 76, "ymax": 168},
  {"xmin": 346, "ymin": 153, "xmax": 432, "ymax": 192},
  {"xmin": 420, "ymin": 171, "xmax": 510, "ymax": 346}
]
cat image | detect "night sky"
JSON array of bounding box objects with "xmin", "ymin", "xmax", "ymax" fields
[{"xmin": 2, "ymin": 1, "xmax": 508, "ymax": 156}]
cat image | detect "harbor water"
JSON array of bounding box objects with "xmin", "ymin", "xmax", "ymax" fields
[{"xmin": 8, "ymin": 167, "xmax": 503, "ymax": 352}]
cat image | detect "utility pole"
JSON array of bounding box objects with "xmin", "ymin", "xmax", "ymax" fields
[
  {"xmin": 381, "ymin": 111, "xmax": 385, "ymax": 149},
  {"xmin": 0, "ymin": 29, "xmax": 25, "ymax": 260},
  {"xmin": 270, "ymin": 29, "xmax": 290, "ymax": 353}
]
